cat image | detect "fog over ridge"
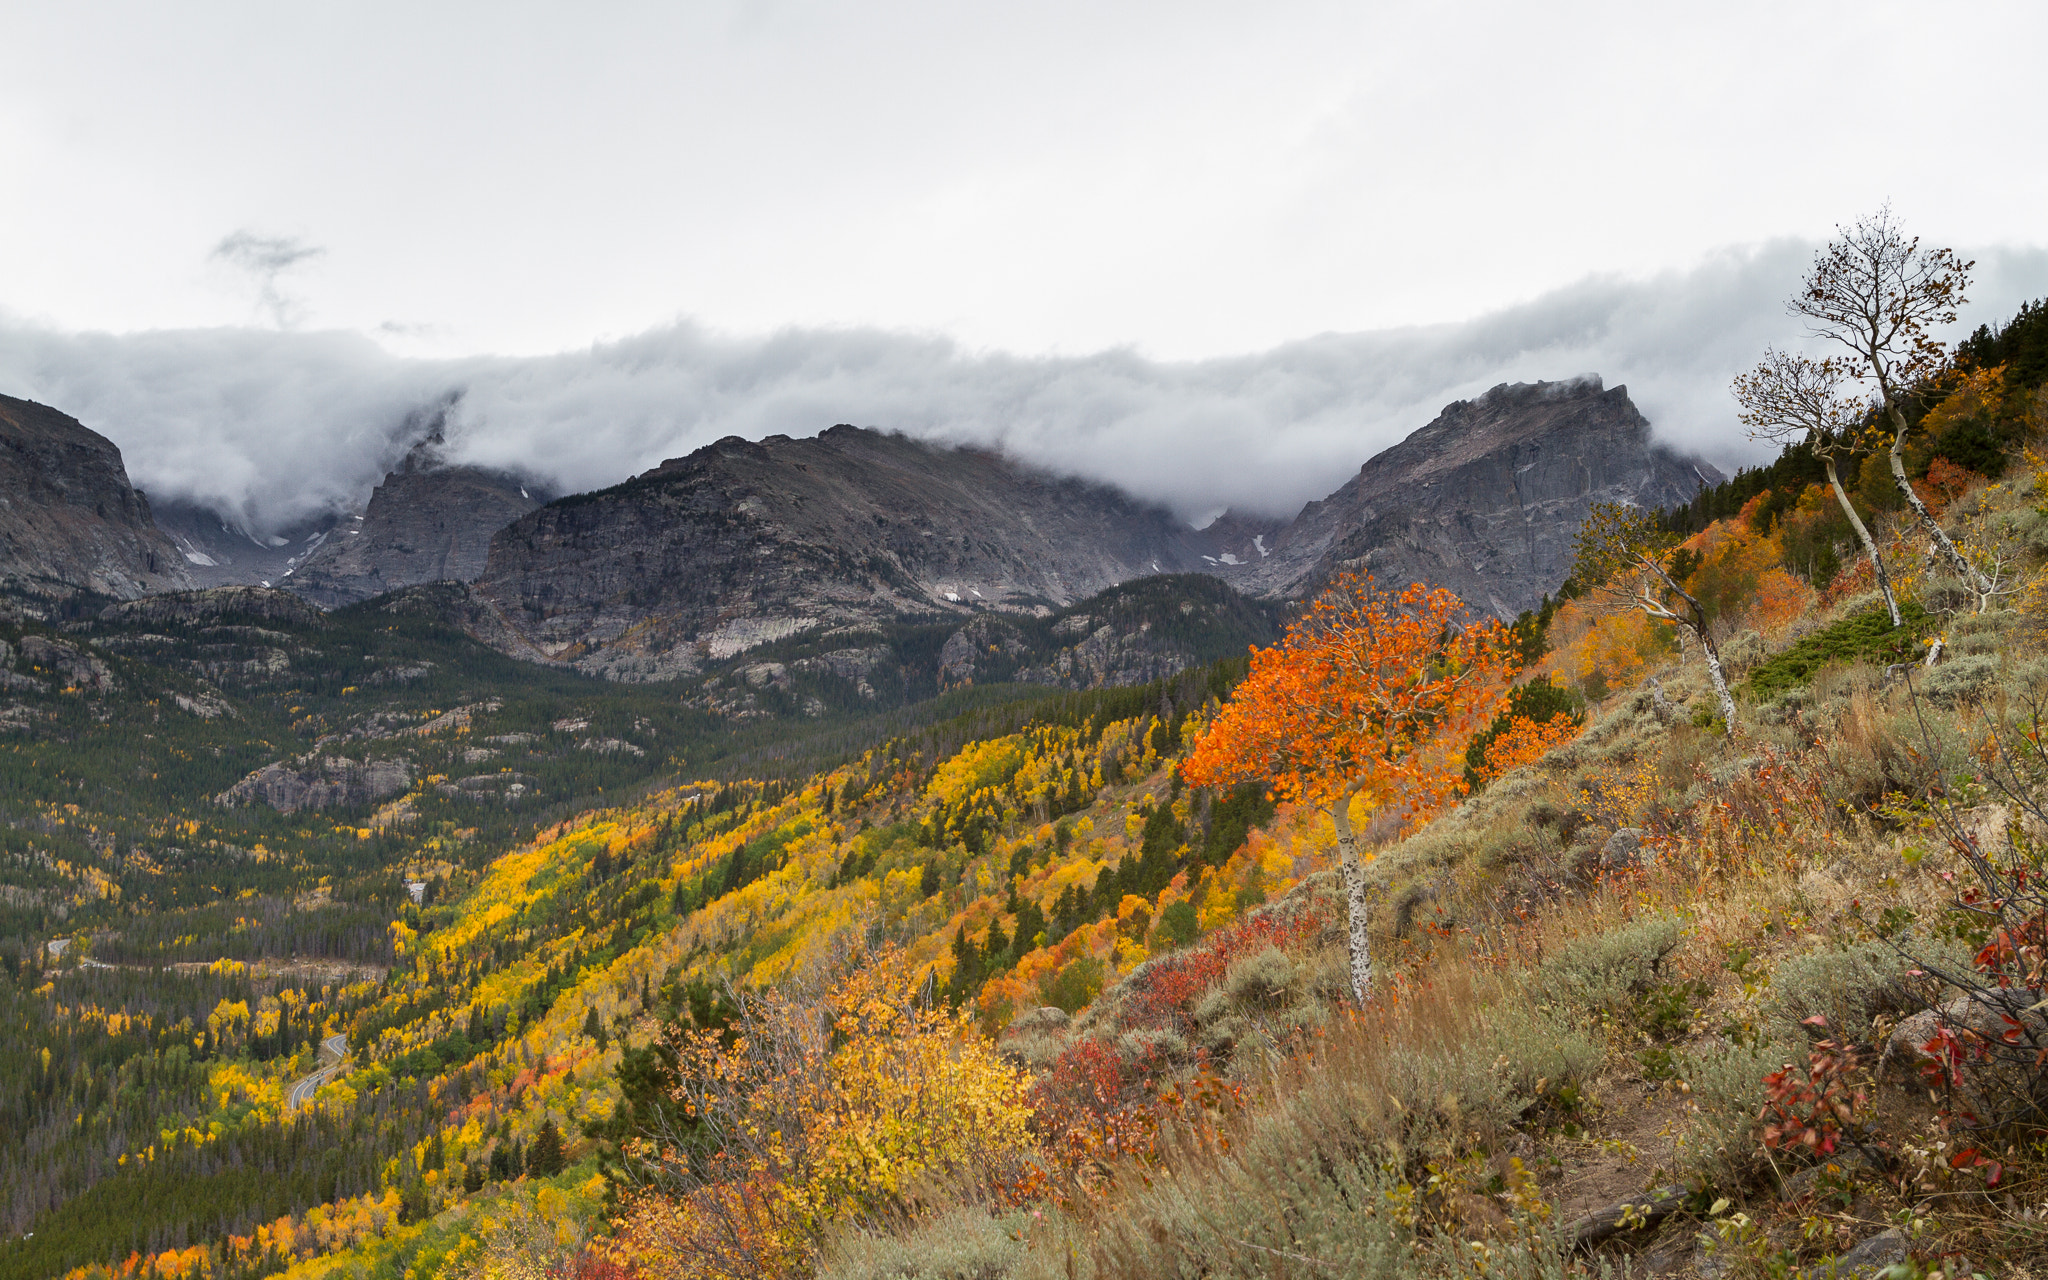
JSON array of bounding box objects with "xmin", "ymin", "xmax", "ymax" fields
[{"xmin": 4, "ymin": 240, "xmax": 2044, "ymax": 539}]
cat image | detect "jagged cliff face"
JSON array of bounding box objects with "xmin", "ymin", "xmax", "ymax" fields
[
  {"xmin": 1204, "ymin": 377, "xmax": 1721, "ymax": 616},
  {"xmin": 470, "ymin": 425, "xmax": 1218, "ymax": 681},
  {"xmin": 287, "ymin": 461, "xmax": 542, "ymax": 608},
  {"xmin": 0, "ymin": 395, "xmax": 193, "ymax": 602},
  {"xmin": 216, "ymin": 754, "xmax": 414, "ymax": 814},
  {"xmin": 461, "ymin": 383, "xmax": 1718, "ymax": 678}
]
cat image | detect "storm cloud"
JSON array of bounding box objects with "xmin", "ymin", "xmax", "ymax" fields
[{"xmin": 4, "ymin": 240, "xmax": 2044, "ymax": 537}]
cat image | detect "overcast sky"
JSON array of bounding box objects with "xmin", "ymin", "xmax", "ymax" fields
[{"xmin": 3, "ymin": 1, "xmax": 2045, "ymax": 532}]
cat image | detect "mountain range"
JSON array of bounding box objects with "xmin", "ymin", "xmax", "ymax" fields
[{"xmin": 0, "ymin": 378, "xmax": 1718, "ymax": 687}]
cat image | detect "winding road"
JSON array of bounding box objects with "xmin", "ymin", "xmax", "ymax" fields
[{"xmin": 288, "ymin": 1034, "xmax": 350, "ymax": 1111}]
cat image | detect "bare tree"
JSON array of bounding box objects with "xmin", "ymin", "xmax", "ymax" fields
[
  {"xmin": 1791, "ymin": 207, "xmax": 1991, "ymax": 607},
  {"xmin": 1732, "ymin": 348, "xmax": 1902, "ymax": 626},
  {"xmin": 1573, "ymin": 502, "xmax": 1737, "ymax": 734}
]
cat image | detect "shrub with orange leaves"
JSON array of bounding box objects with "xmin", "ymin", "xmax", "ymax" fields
[
  {"xmin": 1921, "ymin": 456, "xmax": 1987, "ymax": 515},
  {"xmin": 1182, "ymin": 574, "xmax": 1515, "ymax": 1004},
  {"xmin": 1475, "ymin": 714, "xmax": 1581, "ymax": 785}
]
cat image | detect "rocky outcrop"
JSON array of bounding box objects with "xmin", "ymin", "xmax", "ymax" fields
[
  {"xmin": 0, "ymin": 639, "xmax": 47, "ymax": 693},
  {"xmin": 287, "ymin": 437, "xmax": 543, "ymax": 607},
  {"xmin": 1206, "ymin": 378, "xmax": 1721, "ymax": 617},
  {"xmin": 99, "ymin": 586, "xmax": 325, "ymax": 629},
  {"xmin": 217, "ymin": 755, "xmax": 414, "ymax": 813},
  {"xmin": 0, "ymin": 394, "xmax": 193, "ymax": 601},
  {"xmin": 937, "ymin": 577, "xmax": 1280, "ymax": 692},
  {"xmin": 470, "ymin": 426, "xmax": 1219, "ymax": 681},
  {"xmin": 15, "ymin": 636, "xmax": 118, "ymax": 693}
]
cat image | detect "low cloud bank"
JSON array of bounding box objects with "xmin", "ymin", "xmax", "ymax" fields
[{"xmin": 4, "ymin": 241, "xmax": 2043, "ymax": 536}]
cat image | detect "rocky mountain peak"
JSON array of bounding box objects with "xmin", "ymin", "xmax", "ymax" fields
[
  {"xmin": 0, "ymin": 393, "xmax": 193, "ymax": 604},
  {"xmin": 467, "ymin": 424, "xmax": 1220, "ymax": 681},
  {"xmin": 1206, "ymin": 377, "xmax": 1720, "ymax": 616}
]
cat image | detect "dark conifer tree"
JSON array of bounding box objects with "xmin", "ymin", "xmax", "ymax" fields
[{"xmin": 526, "ymin": 1120, "xmax": 566, "ymax": 1178}]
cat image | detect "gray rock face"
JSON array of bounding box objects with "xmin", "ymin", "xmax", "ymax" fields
[
  {"xmin": 1830, "ymin": 1228, "xmax": 1907, "ymax": 1275},
  {"xmin": 1884, "ymin": 986, "xmax": 2048, "ymax": 1074},
  {"xmin": 937, "ymin": 608, "xmax": 1243, "ymax": 692},
  {"xmin": 0, "ymin": 639, "xmax": 46, "ymax": 693},
  {"xmin": 217, "ymin": 755, "xmax": 414, "ymax": 813},
  {"xmin": 470, "ymin": 425, "xmax": 1219, "ymax": 681},
  {"xmin": 1206, "ymin": 377, "xmax": 1720, "ymax": 617},
  {"xmin": 0, "ymin": 394, "xmax": 193, "ymax": 601},
  {"xmin": 288, "ymin": 457, "xmax": 542, "ymax": 608},
  {"xmin": 17, "ymin": 636, "xmax": 118, "ymax": 693},
  {"xmin": 100, "ymin": 586, "xmax": 326, "ymax": 629}
]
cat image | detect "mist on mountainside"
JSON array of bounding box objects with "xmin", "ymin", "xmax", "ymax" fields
[{"xmin": 13, "ymin": 242, "xmax": 2041, "ymax": 539}]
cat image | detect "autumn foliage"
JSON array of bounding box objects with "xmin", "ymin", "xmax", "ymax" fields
[
  {"xmin": 1183, "ymin": 573, "xmax": 1516, "ymax": 1002},
  {"xmin": 611, "ymin": 946, "xmax": 1035, "ymax": 1280},
  {"xmin": 1475, "ymin": 714, "xmax": 1581, "ymax": 785},
  {"xmin": 1181, "ymin": 574, "xmax": 1514, "ymax": 831}
]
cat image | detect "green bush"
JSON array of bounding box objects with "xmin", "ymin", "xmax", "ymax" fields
[
  {"xmin": 1769, "ymin": 935, "xmax": 1977, "ymax": 1043},
  {"xmin": 1221, "ymin": 946, "xmax": 1293, "ymax": 1008},
  {"xmin": 1151, "ymin": 899, "xmax": 1199, "ymax": 950},
  {"xmin": 1744, "ymin": 603, "xmax": 1932, "ymax": 702},
  {"xmin": 1674, "ymin": 1038, "xmax": 1788, "ymax": 1184},
  {"xmin": 1039, "ymin": 955, "xmax": 1105, "ymax": 1014},
  {"xmin": 1921, "ymin": 653, "xmax": 1999, "ymax": 705},
  {"xmin": 1481, "ymin": 1001, "xmax": 1604, "ymax": 1107},
  {"xmin": 1533, "ymin": 915, "xmax": 1682, "ymax": 1023}
]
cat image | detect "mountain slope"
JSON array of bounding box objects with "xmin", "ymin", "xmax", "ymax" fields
[
  {"xmin": 287, "ymin": 459, "xmax": 543, "ymax": 608},
  {"xmin": 461, "ymin": 382, "xmax": 1719, "ymax": 678},
  {"xmin": 1204, "ymin": 377, "xmax": 1720, "ymax": 615},
  {"xmin": 469, "ymin": 425, "xmax": 1220, "ymax": 681},
  {"xmin": 0, "ymin": 394, "xmax": 193, "ymax": 604}
]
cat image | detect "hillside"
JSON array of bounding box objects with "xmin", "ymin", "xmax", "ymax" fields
[{"xmin": 1, "ymin": 297, "xmax": 2045, "ymax": 1280}]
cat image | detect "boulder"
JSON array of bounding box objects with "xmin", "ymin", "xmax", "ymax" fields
[{"xmin": 1883, "ymin": 986, "xmax": 2048, "ymax": 1073}]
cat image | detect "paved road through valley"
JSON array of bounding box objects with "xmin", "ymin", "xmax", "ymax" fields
[{"xmin": 288, "ymin": 1034, "xmax": 349, "ymax": 1111}]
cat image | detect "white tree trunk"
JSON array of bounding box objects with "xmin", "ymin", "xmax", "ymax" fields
[
  {"xmin": 1330, "ymin": 795, "xmax": 1373, "ymax": 1006},
  {"xmin": 1822, "ymin": 456, "xmax": 1900, "ymax": 627},
  {"xmin": 1639, "ymin": 554, "xmax": 1738, "ymax": 736},
  {"xmin": 1696, "ymin": 627, "xmax": 1738, "ymax": 733},
  {"xmin": 1887, "ymin": 404, "xmax": 1989, "ymax": 606}
]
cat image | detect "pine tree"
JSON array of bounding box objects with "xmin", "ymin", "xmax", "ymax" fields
[
  {"xmin": 527, "ymin": 1119, "xmax": 566, "ymax": 1178},
  {"xmin": 1011, "ymin": 899, "xmax": 1045, "ymax": 955}
]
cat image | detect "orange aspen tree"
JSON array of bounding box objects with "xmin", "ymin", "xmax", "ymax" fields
[{"xmin": 1182, "ymin": 574, "xmax": 1515, "ymax": 1005}]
